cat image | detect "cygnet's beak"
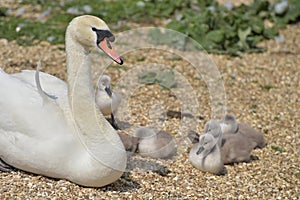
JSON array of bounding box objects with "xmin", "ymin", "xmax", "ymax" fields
[
  {"xmin": 196, "ymin": 146, "xmax": 204, "ymax": 155},
  {"xmin": 105, "ymin": 86, "xmax": 113, "ymax": 97},
  {"xmin": 98, "ymin": 37, "xmax": 123, "ymax": 65}
]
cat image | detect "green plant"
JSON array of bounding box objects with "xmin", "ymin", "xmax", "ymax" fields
[{"xmin": 0, "ymin": 0, "xmax": 299, "ymax": 55}]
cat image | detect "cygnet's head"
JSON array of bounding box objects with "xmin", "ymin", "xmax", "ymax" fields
[
  {"xmin": 97, "ymin": 75, "xmax": 112, "ymax": 96},
  {"xmin": 196, "ymin": 134, "xmax": 216, "ymax": 155},
  {"xmin": 221, "ymin": 114, "xmax": 239, "ymax": 133},
  {"xmin": 66, "ymin": 15, "xmax": 123, "ymax": 65},
  {"xmin": 204, "ymin": 120, "xmax": 222, "ymax": 139}
]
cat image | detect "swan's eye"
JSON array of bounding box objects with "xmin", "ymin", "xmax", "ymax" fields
[{"xmin": 92, "ymin": 27, "xmax": 97, "ymax": 32}]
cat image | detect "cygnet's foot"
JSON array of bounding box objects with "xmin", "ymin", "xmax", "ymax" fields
[
  {"xmin": 216, "ymin": 167, "xmax": 227, "ymax": 176},
  {"xmin": 0, "ymin": 158, "xmax": 14, "ymax": 172},
  {"xmin": 250, "ymin": 155, "xmax": 259, "ymax": 161}
]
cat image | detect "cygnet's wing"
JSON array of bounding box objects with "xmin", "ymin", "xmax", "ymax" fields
[
  {"xmin": 221, "ymin": 134, "xmax": 254, "ymax": 164},
  {"xmin": 239, "ymin": 122, "xmax": 265, "ymax": 148},
  {"xmin": 12, "ymin": 68, "xmax": 68, "ymax": 111}
]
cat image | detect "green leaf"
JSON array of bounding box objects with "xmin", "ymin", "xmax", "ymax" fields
[
  {"xmin": 251, "ymin": 18, "xmax": 264, "ymax": 34},
  {"xmin": 206, "ymin": 30, "xmax": 224, "ymax": 44},
  {"xmin": 263, "ymin": 27, "xmax": 279, "ymax": 39},
  {"xmin": 156, "ymin": 70, "xmax": 177, "ymax": 89},
  {"xmin": 138, "ymin": 70, "xmax": 177, "ymax": 89},
  {"xmin": 138, "ymin": 71, "xmax": 157, "ymax": 84},
  {"xmin": 238, "ymin": 27, "xmax": 252, "ymax": 42},
  {"xmin": 271, "ymin": 145, "xmax": 286, "ymax": 153}
]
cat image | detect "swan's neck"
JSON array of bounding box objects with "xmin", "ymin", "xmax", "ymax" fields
[{"xmin": 65, "ymin": 32, "xmax": 121, "ymax": 159}]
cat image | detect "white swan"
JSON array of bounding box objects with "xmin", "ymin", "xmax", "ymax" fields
[
  {"xmin": 0, "ymin": 15, "xmax": 127, "ymax": 187},
  {"xmin": 134, "ymin": 127, "xmax": 177, "ymax": 159},
  {"xmin": 189, "ymin": 133, "xmax": 226, "ymax": 175},
  {"xmin": 95, "ymin": 75, "xmax": 121, "ymax": 129}
]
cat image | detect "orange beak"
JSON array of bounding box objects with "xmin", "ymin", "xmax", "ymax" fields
[{"xmin": 98, "ymin": 37, "xmax": 123, "ymax": 65}]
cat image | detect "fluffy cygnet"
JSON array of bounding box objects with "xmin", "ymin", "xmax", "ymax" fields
[
  {"xmin": 221, "ymin": 133, "xmax": 258, "ymax": 164},
  {"xmin": 134, "ymin": 127, "xmax": 176, "ymax": 159},
  {"xmin": 220, "ymin": 114, "xmax": 265, "ymax": 148},
  {"xmin": 95, "ymin": 75, "xmax": 121, "ymax": 129},
  {"xmin": 189, "ymin": 133, "xmax": 226, "ymax": 175},
  {"xmin": 188, "ymin": 117, "xmax": 264, "ymax": 164}
]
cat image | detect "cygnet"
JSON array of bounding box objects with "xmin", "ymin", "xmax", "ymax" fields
[
  {"xmin": 220, "ymin": 114, "xmax": 265, "ymax": 148},
  {"xmin": 189, "ymin": 133, "xmax": 226, "ymax": 175},
  {"xmin": 134, "ymin": 127, "xmax": 176, "ymax": 159},
  {"xmin": 95, "ymin": 75, "xmax": 121, "ymax": 129}
]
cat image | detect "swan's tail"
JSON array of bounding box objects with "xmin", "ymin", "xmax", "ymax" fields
[{"xmin": 35, "ymin": 61, "xmax": 58, "ymax": 101}]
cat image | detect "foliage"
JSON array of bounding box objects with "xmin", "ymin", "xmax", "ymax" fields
[
  {"xmin": 271, "ymin": 145, "xmax": 286, "ymax": 153},
  {"xmin": 0, "ymin": 0, "xmax": 299, "ymax": 55},
  {"xmin": 138, "ymin": 69, "xmax": 177, "ymax": 89}
]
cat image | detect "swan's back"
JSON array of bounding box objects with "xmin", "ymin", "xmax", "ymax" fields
[
  {"xmin": 0, "ymin": 70, "xmax": 78, "ymax": 176},
  {"xmin": 0, "ymin": 70, "xmax": 69, "ymax": 134}
]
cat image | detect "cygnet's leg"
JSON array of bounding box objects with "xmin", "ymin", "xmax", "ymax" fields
[
  {"xmin": 110, "ymin": 113, "xmax": 119, "ymax": 130},
  {"xmin": 0, "ymin": 158, "xmax": 14, "ymax": 172}
]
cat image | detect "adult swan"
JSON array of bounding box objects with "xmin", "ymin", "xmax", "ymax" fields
[{"xmin": 0, "ymin": 15, "xmax": 127, "ymax": 187}]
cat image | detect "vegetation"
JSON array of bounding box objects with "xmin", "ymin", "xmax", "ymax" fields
[{"xmin": 0, "ymin": 0, "xmax": 299, "ymax": 55}]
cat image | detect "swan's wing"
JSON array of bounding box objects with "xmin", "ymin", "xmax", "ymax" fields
[
  {"xmin": 0, "ymin": 128, "xmax": 76, "ymax": 178},
  {"xmin": 0, "ymin": 70, "xmax": 77, "ymax": 176},
  {"xmin": 0, "ymin": 70, "xmax": 70, "ymax": 137},
  {"xmin": 12, "ymin": 69, "xmax": 68, "ymax": 110},
  {"xmin": 35, "ymin": 61, "xmax": 57, "ymax": 101}
]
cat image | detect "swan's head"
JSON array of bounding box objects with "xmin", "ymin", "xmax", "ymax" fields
[
  {"xmin": 67, "ymin": 15, "xmax": 123, "ymax": 65},
  {"xmin": 196, "ymin": 134, "xmax": 215, "ymax": 155},
  {"xmin": 97, "ymin": 75, "xmax": 112, "ymax": 96},
  {"xmin": 204, "ymin": 120, "xmax": 222, "ymax": 139},
  {"xmin": 222, "ymin": 114, "xmax": 238, "ymax": 133}
]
